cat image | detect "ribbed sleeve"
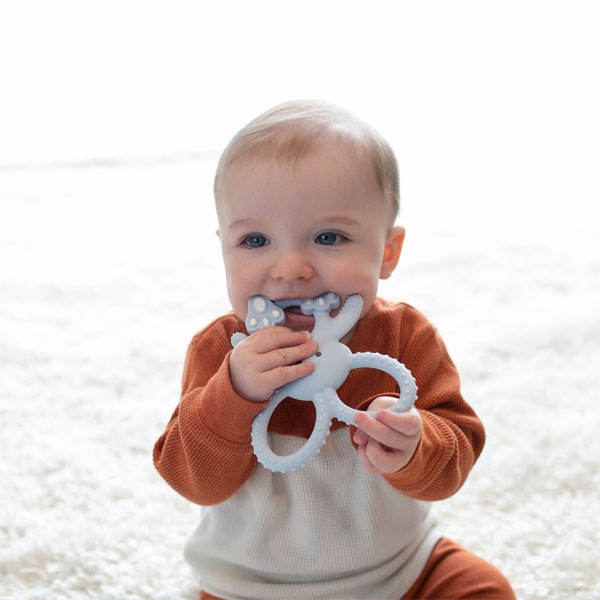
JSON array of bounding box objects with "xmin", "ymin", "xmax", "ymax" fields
[
  {"xmin": 153, "ymin": 314, "xmax": 268, "ymax": 505},
  {"xmin": 348, "ymin": 299, "xmax": 485, "ymax": 501}
]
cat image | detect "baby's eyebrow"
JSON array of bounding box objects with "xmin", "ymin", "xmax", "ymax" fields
[
  {"xmin": 319, "ymin": 216, "xmax": 362, "ymax": 227},
  {"xmin": 226, "ymin": 215, "xmax": 361, "ymax": 230},
  {"xmin": 227, "ymin": 217, "xmax": 258, "ymax": 229}
]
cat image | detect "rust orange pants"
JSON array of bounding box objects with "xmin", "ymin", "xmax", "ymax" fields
[
  {"xmin": 200, "ymin": 537, "xmax": 515, "ymax": 600},
  {"xmin": 402, "ymin": 537, "xmax": 515, "ymax": 599}
]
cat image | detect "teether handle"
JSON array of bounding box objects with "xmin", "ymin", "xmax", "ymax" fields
[
  {"xmin": 251, "ymin": 390, "xmax": 333, "ymax": 473},
  {"xmin": 328, "ymin": 352, "xmax": 417, "ymax": 424}
]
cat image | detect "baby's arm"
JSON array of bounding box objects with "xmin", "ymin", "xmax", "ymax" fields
[
  {"xmin": 153, "ymin": 319, "xmax": 316, "ymax": 505},
  {"xmin": 351, "ymin": 310, "xmax": 485, "ymax": 501}
]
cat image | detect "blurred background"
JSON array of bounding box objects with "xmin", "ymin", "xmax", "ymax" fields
[{"xmin": 2, "ymin": 0, "xmax": 598, "ymax": 179}]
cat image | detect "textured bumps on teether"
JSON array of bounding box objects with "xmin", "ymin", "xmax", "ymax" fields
[
  {"xmin": 246, "ymin": 296, "xmax": 286, "ymax": 333},
  {"xmin": 230, "ymin": 296, "xmax": 287, "ymax": 348},
  {"xmin": 296, "ymin": 292, "xmax": 340, "ymax": 314}
]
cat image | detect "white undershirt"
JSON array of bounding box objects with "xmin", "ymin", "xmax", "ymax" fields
[{"xmin": 184, "ymin": 429, "xmax": 440, "ymax": 600}]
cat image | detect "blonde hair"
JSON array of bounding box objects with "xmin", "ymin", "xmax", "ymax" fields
[{"xmin": 214, "ymin": 100, "xmax": 400, "ymax": 220}]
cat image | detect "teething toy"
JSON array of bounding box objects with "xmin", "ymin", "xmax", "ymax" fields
[{"xmin": 231, "ymin": 293, "xmax": 417, "ymax": 472}]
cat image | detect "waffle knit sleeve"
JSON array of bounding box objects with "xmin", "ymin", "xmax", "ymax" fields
[
  {"xmin": 153, "ymin": 316, "xmax": 268, "ymax": 505},
  {"xmin": 351, "ymin": 303, "xmax": 485, "ymax": 502}
]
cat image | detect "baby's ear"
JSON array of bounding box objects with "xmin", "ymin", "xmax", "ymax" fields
[{"xmin": 379, "ymin": 226, "xmax": 405, "ymax": 279}]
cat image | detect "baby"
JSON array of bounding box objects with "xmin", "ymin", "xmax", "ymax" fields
[{"xmin": 153, "ymin": 100, "xmax": 515, "ymax": 599}]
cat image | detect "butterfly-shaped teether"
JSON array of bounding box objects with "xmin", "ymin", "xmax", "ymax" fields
[{"xmin": 231, "ymin": 293, "xmax": 417, "ymax": 472}]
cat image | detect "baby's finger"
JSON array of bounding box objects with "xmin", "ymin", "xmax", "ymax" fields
[
  {"xmin": 251, "ymin": 327, "xmax": 313, "ymax": 353},
  {"xmin": 367, "ymin": 395, "xmax": 398, "ymax": 412},
  {"xmin": 364, "ymin": 439, "xmax": 404, "ymax": 473},
  {"xmin": 356, "ymin": 443, "xmax": 381, "ymax": 474},
  {"xmin": 353, "ymin": 412, "xmax": 406, "ymax": 449},
  {"xmin": 262, "ymin": 359, "xmax": 315, "ymax": 390},
  {"xmin": 375, "ymin": 408, "xmax": 422, "ymax": 437},
  {"xmin": 353, "ymin": 427, "xmax": 369, "ymax": 446},
  {"xmin": 260, "ymin": 339, "xmax": 318, "ymax": 371}
]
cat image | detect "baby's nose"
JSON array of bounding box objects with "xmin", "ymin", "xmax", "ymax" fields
[{"xmin": 270, "ymin": 250, "xmax": 314, "ymax": 281}]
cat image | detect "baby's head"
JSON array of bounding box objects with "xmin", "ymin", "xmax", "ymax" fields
[
  {"xmin": 214, "ymin": 100, "xmax": 399, "ymax": 223},
  {"xmin": 214, "ymin": 100, "xmax": 405, "ymax": 333}
]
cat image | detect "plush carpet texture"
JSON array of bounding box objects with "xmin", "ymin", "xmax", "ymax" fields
[{"xmin": 1, "ymin": 159, "xmax": 598, "ymax": 599}]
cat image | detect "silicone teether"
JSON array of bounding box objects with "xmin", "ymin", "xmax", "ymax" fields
[{"xmin": 231, "ymin": 293, "xmax": 417, "ymax": 473}]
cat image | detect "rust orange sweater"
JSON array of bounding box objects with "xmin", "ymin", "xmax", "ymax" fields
[{"xmin": 153, "ymin": 298, "xmax": 485, "ymax": 506}]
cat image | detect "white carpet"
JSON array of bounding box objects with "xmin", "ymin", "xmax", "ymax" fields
[{"xmin": 1, "ymin": 158, "xmax": 598, "ymax": 599}]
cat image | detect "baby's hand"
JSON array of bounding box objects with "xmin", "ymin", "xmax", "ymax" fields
[
  {"xmin": 230, "ymin": 327, "xmax": 318, "ymax": 403},
  {"xmin": 353, "ymin": 396, "xmax": 422, "ymax": 474}
]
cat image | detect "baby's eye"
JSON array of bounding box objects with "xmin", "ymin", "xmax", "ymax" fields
[
  {"xmin": 243, "ymin": 234, "xmax": 269, "ymax": 248},
  {"xmin": 315, "ymin": 232, "xmax": 344, "ymax": 246}
]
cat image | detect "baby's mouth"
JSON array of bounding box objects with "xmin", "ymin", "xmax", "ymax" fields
[
  {"xmin": 274, "ymin": 293, "xmax": 344, "ymax": 326},
  {"xmin": 282, "ymin": 306, "xmax": 315, "ymax": 330}
]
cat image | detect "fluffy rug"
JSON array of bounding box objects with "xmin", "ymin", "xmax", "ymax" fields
[{"xmin": 1, "ymin": 158, "xmax": 598, "ymax": 599}]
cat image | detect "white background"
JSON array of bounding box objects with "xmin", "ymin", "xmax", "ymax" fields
[{"xmin": 2, "ymin": 0, "xmax": 599, "ymax": 180}]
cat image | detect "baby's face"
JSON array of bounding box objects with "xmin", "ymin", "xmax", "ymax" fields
[{"xmin": 216, "ymin": 142, "xmax": 399, "ymax": 334}]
